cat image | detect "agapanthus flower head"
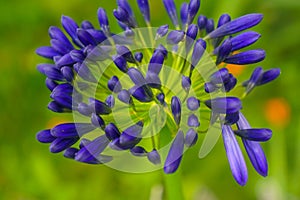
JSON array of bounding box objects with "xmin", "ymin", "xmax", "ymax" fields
[{"xmin": 36, "ymin": 0, "xmax": 280, "ymax": 185}]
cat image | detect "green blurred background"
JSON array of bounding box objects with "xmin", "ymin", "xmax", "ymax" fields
[{"xmin": 0, "ymin": 0, "xmax": 299, "ymax": 199}]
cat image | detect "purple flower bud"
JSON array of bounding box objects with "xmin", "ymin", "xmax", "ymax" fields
[
  {"xmin": 116, "ymin": 45, "xmax": 136, "ymax": 63},
  {"xmin": 51, "ymin": 83, "xmax": 73, "ymax": 97},
  {"xmin": 147, "ymin": 149, "xmax": 161, "ymax": 165},
  {"xmin": 45, "ymin": 78, "xmax": 58, "ymax": 91},
  {"xmin": 187, "ymin": 97, "xmax": 200, "ymax": 111},
  {"xmin": 36, "ymin": 46, "xmax": 60, "ymax": 59},
  {"xmin": 75, "ymin": 63, "xmax": 97, "ymax": 83},
  {"xmin": 63, "ymin": 148, "xmax": 79, "ymax": 159},
  {"xmin": 79, "ymin": 138, "xmax": 91, "ymax": 149},
  {"xmin": 148, "ymin": 51, "xmax": 165, "ymax": 75},
  {"xmin": 105, "ymin": 95, "xmax": 115, "ymax": 108},
  {"xmin": 61, "ymin": 66, "xmax": 74, "ymax": 82},
  {"xmin": 145, "ymin": 72, "xmax": 162, "ymax": 89},
  {"xmin": 108, "ymin": 76, "xmax": 122, "ymax": 93},
  {"xmin": 113, "ymin": 6, "xmax": 136, "ymax": 28},
  {"xmin": 117, "ymin": 0, "xmax": 134, "ymax": 17},
  {"xmin": 127, "ymin": 67, "xmax": 146, "ymax": 86},
  {"xmin": 105, "ymin": 123, "xmax": 121, "ymax": 141},
  {"xmin": 234, "ymin": 129, "xmax": 272, "ymax": 142},
  {"xmin": 171, "ymin": 96, "xmax": 182, "ymax": 125},
  {"xmin": 119, "ymin": 122, "xmax": 144, "ymax": 148},
  {"xmin": 204, "ymin": 82, "xmax": 217, "ymax": 93},
  {"xmin": 224, "ymin": 74, "xmax": 237, "ymax": 92},
  {"xmin": 130, "ymin": 86, "xmax": 153, "ymax": 102},
  {"xmin": 91, "ymin": 113, "xmax": 106, "ymax": 129},
  {"xmin": 197, "ymin": 15, "xmax": 207, "ymax": 30},
  {"xmin": 97, "ymin": 8, "xmax": 110, "ymax": 34},
  {"xmin": 156, "ymin": 93, "xmax": 165, "ymax": 105},
  {"xmin": 112, "ymin": 55, "xmax": 128, "ymax": 73},
  {"xmin": 51, "ymin": 123, "xmax": 96, "ymax": 138},
  {"xmin": 48, "ymin": 26, "xmax": 73, "ymax": 50},
  {"xmin": 191, "ymin": 39, "xmax": 206, "ymax": 69},
  {"xmin": 154, "ymin": 44, "xmax": 168, "ymax": 58},
  {"xmin": 55, "ymin": 53, "xmax": 75, "ymax": 68},
  {"xmin": 50, "ymin": 137, "xmax": 79, "ymax": 153},
  {"xmin": 118, "ymin": 89, "xmax": 133, "ymax": 104},
  {"xmin": 36, "ymin": 129, "xmax": 56, "ymax": 143},
  {"xmin": 210, "ymin": 68, "xmax": 230, "ymax": 84},
  {"xmin": 164, "ymin": 130, "xmax": 185, "ymax": 174},
  {"xmin": 86, "ymin": 29, "xmax": 107, "ymax": 44},
  {"xmin": 37, "ymin": 64, "xmax": 65, "ymax": 81},
  {"xmin": 77, "ymin": 29, "xmax": 97, "ymax": 46},
  {"xmin": 51, "ymin": 39, "xmax": 72, "ymax": 55},
  {"xmin": 182, "ymin": 76, "xmax": 191, "ymax": 91},
  {"xmin": 217, "ymin": 14, "xmax": 231, "ymax": 28},
  {"xmin": 206, "ymin": 19, "xmax": 215, "ymax": 34},
  {"xmin": 256, "ymin": 68, "xmax": 281, "ymax": 86},
  {"xmin": 205, "ymin": 97, "xmax": 242, "ymax": 114},
  {"xmin": 134, "ymin": 52, "xmax": 143, "ymax": 62},
  {"xmin": 48, "ymin": 101, "xmax": 71, "ymax": 113},
  {"xmin": 81, "ymin": 20, "xmax": 94, "ymax": 29},
  {"xmin": 137, "ymin": 0, "xmax": 150, "ymax": 23},
  {"xmin": 124, "ymin": 27, "xmax": 135, "ymax": 37},
  {"xmin": 70, "ymin": 49, "xmax": 85, "ymax": 62},
  {"xmin": 163, "ymin": 0, "xmax": 179, "ymax": 27},
  {"xmin": 245, "ymin": 67, "xmax": 263, "ymax": 93},
  {"xmin": 156, "ymin": 25, "xmax": 169, "ymax": 39},
  {"xmin": 222, "ymin": 125, "xmax": 248, "ymax": 186},
  {"xmin": 216, "ymin": 38, "xmax": 232, "ymax": 65},
  {"xmin": 185, "ymin": 128, "xmax": 198, "ymax": 147},
  {"xmin": 188, "ymin": 114, "xmax": 200, "ymax": 127},
  {"xmin": 185, "ymin": 24, "xmax": 198, "ymax": 53},
  {"xmin": 180, "ymin": 3, "xmax": 188, "ymax": 26},
  {"xmin": 224, "ymin": 112, "xmax": 239, "ymax": 125},
  {"xmin": 75, "ymin": 135, "xmax": 110, "ymax": 164},
  {"xmin": 167, "ymin": 30, "xmax": 185, "ymax": 45},
  {"xmin": 89, "ymin": 98, "xmax": 112, "ymax": 115},
  {"xmin": 208, "ymin": 14, "xmax": 263, "ymax": 39},
  {"xmin": 131, "ymin": 146, "xmax": 147, "ymax": 156},
  {"xmin": 78, "ymin": 102, "xmax": 93, "ymax": 116},
  {"xmin": 50, "ymin": 91, "xmax": 73, "ymax": 110},
  {"xmin": 187, "ymin": 0, "xmax": 200, "ymax": 24},
  {"xmin": 61, "ymin": 15, "xmax": 83, "ymax": 48},
  {"xmin": 224, "ymin": 49, "xmax": 265, "ymax": 65},
  {"xmin": 231, "ymin": 31, "xmax": 261, "ymax": 51}
]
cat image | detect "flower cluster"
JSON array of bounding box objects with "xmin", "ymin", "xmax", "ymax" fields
[{"xmin": 36, "ymin": 0, "xmax": 280, "ymax": 185}]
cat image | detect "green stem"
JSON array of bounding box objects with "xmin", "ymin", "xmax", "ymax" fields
[{"xmin": 163, "ymin": 169, "xmax": 184, "ymax": 200}]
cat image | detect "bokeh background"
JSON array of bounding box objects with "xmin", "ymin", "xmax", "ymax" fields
[{"xmin": 0, "ymin": 0, "xmax": 299, "ymax": 199}]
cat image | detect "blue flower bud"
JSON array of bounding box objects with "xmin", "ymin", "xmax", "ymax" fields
[
  {"xmin": 77, "ymin": 28, "xmax": 97, "ymax": 46},
  {"xmin": 55, "ymin": 53, "xmax": 75, "ymax": 68},
  {"xmin": 51, "ymin": 123, "xmax": 96, "ymax": 138},
  {"xmin": 131, "ymin": 146, "xmax": 147, "ymax": 156},
  {"xmin": 205, "ymin": 19, "xmax": 215, "ymax": 34},
  {"xmin": 91, "ymin": 113, "xmax": 106, "ymax": 129},
  {"xmin": 234, "ymin": 129, "xmax": 272, "ymax": 142},
  {"xmin": 61, "ymin": 66, "xmax": 74, "ymax": 82},
  {"xmin": 112, "ymin": 55, "xmax": 128, "ymax": 73},
  {"xmin": 50, "ymin": 137, "xmax": 79, "ymax": 153},
  {"xmin": 36, "ymin": 129, "xmax": 56, "ymax": 143},
  {"xmin": 187, "ymin": 97, "xmax": 200, "ymax": 111},
  {"xmin": 145, "ymin": 72, "xmax": 162, "ymax": 89},
  {"xmin": 118, "ymin": 89, "xmax": 133, "ymax": 104},
  {"xmin": 108, "ymin": 76, "xmax": 122, "ymax": 93},
  {"xmin": 134, "ymin": 52, "xmax": 143, "ymax": 62},
  {"xmin": 204, "ymin": 82, "xmax": 217, "ymax": 93},
  {"xmin": 148, "ymin": 51, "xmax": 165, "ymax": 75},
  {"xmin": 78, "ymin": 102, "xmax": 93, "ymax": 116},
  {"xmin": 256, "ymin": 68, "xmax": 280, "ymax": 86},
  {"xmin": 217, "ymin": 14, "xmax": 231, "ymax": 28},
  {"xmin": 63, "ymin": 148, "xmax": 79, "ymax": 159},
  {"xmin": 191, "ymin": 39, "xmax": 206, "ymax": 69},
  {"xmin": 86, "ymin": 29, "xmax": 107, "ymax": 44},
  {"xmin": 154, "ymin": 44, "xmax": 168, "ymax": 58},
  {"xmin": 224, "ymin": 74, "xmax": 237, "ymax": 92},
  {"xmin": 45, "ymin": 78, "xmax": 58, "ymax": 91},
  {"xmin": 188, "ymin": 114, "xmax": 200, "ymax": 127},
  {"xmin": 216, "ymin": 38, "xmax": 232, "ymax": 65},
  {"xmin": 185, "ymin": 24, "xmax": 198, "ymax": 53},
  {"xmin": 167, "ymin": 30, "xmax": 185, "ymax": 45},
  {"xmin": 48, "ymin": 26, "xmax": 73, "ymax": 50},
  {"xmin": 210, "ymin": 68, "xmax": 230, "ymax": 84},
  {"xmin": 137, "ymin": 0, "xmax": 150, "ymax": 23},
  {"xmin": 180, "ymin": 3, "xmax": 188, "ymax": 26},
  {"xmin": 117, "ymin": 0, "xmax": 134, "ymax": 17},
  {"xmin": 97, "ymin": 8, "xmax": 110, "ymax": 34},
  {"xmin": 197, "ymin": 15, "xmax": 207, "ymax": 30},
  {"xmin": 51, "ymin": 39, "xmax": 72, "ymax": 55},
  {"xmin": 205, "ymin": 97, "xmax": 242, "ymax": 114},
  {"xmin": 70, "ymin": 49, "xmax": 85, "ymax": 62},
  {"xmin": 113, "ymin": 6, "xmax": 136, "ymax": 28},
  {"xmin": 105, "ymin": 123, "xmax": 121, "ymax": 141},
  {"xmin": 224, "ymin": 112, "xmax": 239, "ymax": 125},
  {"xmin": 89, "ymin": 98, "xmax": 112, "ymax": 115},
  {"xmin": 61, "ymin": 15, "xmax": 83, "ymax": 48},
  {"xmin": 130, "ymin": 85, "xmax": 153, "ymax": 102},
  {"xmin": 48, "ymin": 101, "xmax": 71, "ymax": 113},
  {"xmin": 156, "ymin": 25, "xmax": 169, "ymax": 39},
  {"xmin": 222, "ymin": 125, "xmax": 248, "ymax": 186},
  {"xmin": 230, "ymin": 31, "xmax": 261, "ymax": 51},
  {"xmin": 156, "ymin": 93, "xmax": 165, "ymax": 105},
  {"xmin": 163, "ymin": 0, "xmax": 179, "ymax": 27},
  {"xmin": 105, "ymin": 95, "xmax": 115, "ymax": 108},
  {"xmin": 127, "ymin": 67, "xmax": 146, "ymax": 86},
  {"xmin": 208, "ymin": 14, "xmax": 263, "ymax": 39},
  {"xmin": 224, "ymin": 49, "xmax": 265, "ymax": 65},
  {"xmin": 147, "ymin": 149, "xmax": 161, "ymax": 165},
  {"xmin": 185, "ymin": 128, "xmax": 198, "ymax": 147},
  {"xmin": 37, "ymin": 64, "xmax": 65, "ymax": 81},
  {"xmin": 171, "ymin": 96, "xmax": 182, "ymax": 125},
  {"xmin": 81, "ymin": 20, "xmax": 94, "ymax": 29},
  {"xmin": 187, "ymin": 0, "xmax": 200, "ymax": 24},
  {"xmin": 36, "ymin": 46, "xmax": 60, "ymax": 59},
  {"xmin": 119, "ymin": 122, "xmax": 144, "ymax": 148},
  {"xmin": 116, "ymin": 45, "xmax": 136, "ymax": 63},
  {"xmin": 245, "ymin": 67, "xmax": 263, "ymax": 93},
  {"xmin": 164, "ymin": 130, "xmax": 185, "ymax": 173},
  {"xmin": 182, "ymin": 76, "xmax": 191, "ymax": 91}
]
